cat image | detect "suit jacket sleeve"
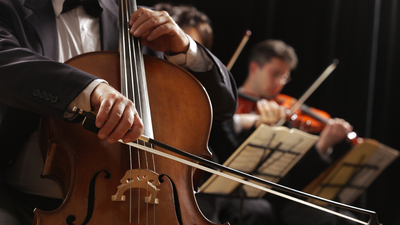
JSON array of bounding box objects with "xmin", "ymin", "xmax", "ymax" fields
[
  {"xmin": 0, "ymin": 0, "xmax": 237, "ymax": 123},
  {"xmin": 189, "ymin": 46, "xmax": 238, "ymax": 122},
  {"xmin": 0, "ymin": 0, "xmax": 98, "ymax": 121}
]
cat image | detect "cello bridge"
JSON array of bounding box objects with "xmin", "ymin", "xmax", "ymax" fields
[{"xmin": 111, "ymin": 169, "xmax": 161, "ymax": 204}]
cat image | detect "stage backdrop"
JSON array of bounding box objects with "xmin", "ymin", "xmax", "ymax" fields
[{"xmin": 141, "ymin": 0, "xmax": 400, "ymax": 224}]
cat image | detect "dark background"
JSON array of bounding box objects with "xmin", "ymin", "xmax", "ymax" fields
[{"xmin": 140, "ymin": 0, "xmax": 400, "ymax": 224}]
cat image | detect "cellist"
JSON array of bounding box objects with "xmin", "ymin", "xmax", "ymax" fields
[
  {"xmin": 0, "ymin": 0, "xmax": 237, "ymax": 224},
  {"xmin": 208, "ymin": 39, "xmax": 356, "ymax": 225}
]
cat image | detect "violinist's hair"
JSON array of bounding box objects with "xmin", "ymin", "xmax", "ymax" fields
[
  {"xmin": 154, "ymin": 3, "xmax": 214, "ymax": 50},
  {"xmin": 249, "ymin": 39, "xmax": 298, "ymax": 70}
]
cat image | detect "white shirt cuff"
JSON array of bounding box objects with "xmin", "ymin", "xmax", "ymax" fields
[
  {"xmin": 165, "ymin": 35, "xmax": 214, "ymax": 72},
  {"xmin": 64, "ymin": 79, "xmax": 107, "ymax": 119},
  {"xmin": 233, "ymin": 114, "xmax": 244, "ymax": 135}
]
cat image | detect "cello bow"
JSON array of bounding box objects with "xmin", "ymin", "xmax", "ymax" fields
[{"xmin": 75, "ymin": 107, "xmax": 381, "ymax": 225}]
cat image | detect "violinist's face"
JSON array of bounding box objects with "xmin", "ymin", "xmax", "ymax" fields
[{"xmin": 251, "ymin": 57, "xmax": 291, "ymax": 99}]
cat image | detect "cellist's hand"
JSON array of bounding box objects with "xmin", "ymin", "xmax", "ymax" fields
[
  {"xmin": 129, "ymin": 7, "xmax": 190, "ymax": 54},
  {"xmin": 90, "ymin": 83, "xmax": 144, "ymax": 144}
]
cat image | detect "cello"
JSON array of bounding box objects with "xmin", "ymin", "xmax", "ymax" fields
[{"xmin": 36, "ymin": 0, "xmax": 221, "ymax": 224}]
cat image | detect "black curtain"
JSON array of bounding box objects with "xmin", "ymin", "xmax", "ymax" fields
[{"xmin": 142, "ymin": 0, "xmax": 400, "ymax": 224}]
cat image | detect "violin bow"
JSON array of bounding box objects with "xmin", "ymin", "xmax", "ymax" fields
[
  {"xmin": 275, "ymin": 59, "xmax": 339, "ymax": 127},
  {"xmin": 226, "ymin": 29, "xmax": 252, "ymax": 71},
  {"xmin": 73, "ymin": 106, "xmax": 381, "ymax": 225}
]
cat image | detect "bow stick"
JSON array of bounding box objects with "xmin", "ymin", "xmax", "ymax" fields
[
  {"xmin": 226, "ymin": 29, "xmax": 252, "ymax": 71},
  {"xmin": 275, "ymin": 59, "xmax": 339, "ymax": 127}
]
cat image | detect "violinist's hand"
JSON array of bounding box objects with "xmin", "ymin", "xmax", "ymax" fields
[
  {"xmin": 254, "ymin": 99, "xmax": 286, "ymax": 128},
  {"xmin": 129, "ymin": 7, "xmax": 190, "ymax": 54},
  {"xmin": 90, "ymin": 83, "xmax": 144, "ymax": 144},
  {"xmin": 316, "ymin": 118, "xmax": 353, "ymax": 153}
]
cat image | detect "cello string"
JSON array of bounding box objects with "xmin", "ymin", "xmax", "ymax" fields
[
  {"xmin": 124, "ymin": 0, "xmax": 141, "ymax": 222},
  {"xmin": 129, "ymin": 145, "xmax": 133, "ymax": 225},
  {"xmin": 137, "ymin": 148, "xmax": 141, "ymax": 224},
  {"xmin": 124, "ymin": 0, "xmax": 148, "ymax": 222},
  {"xmin": 118, "ymin": 0, "xmax": 134, "ymax": 224},
  {"xmin": 128, "ymin": 0, "xmax": 154, "ymax": 223},
  {"xmin": 151, "ymin": 145, "xmax": 156, "ymax": 225},
  {"xmin": 144, "ymin": 142, "xmax": 149, "ymax": 223}
]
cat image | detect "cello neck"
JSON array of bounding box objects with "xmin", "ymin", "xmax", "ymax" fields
[{"xmin": 119, "ymin": 0, "xmax": 154, "ymax": 138}]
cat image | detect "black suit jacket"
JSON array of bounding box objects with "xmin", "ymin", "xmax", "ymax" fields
[{"xmin": 0, "ymin": 0, "xmax": 237, "ymax": 171}]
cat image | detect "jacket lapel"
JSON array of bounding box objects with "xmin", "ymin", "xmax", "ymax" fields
[
  {"xmin": 99, "ymin": 0, "xmax": 119, "ymax": 51},
  {"xmin": 23, "ymin": 0, "xmax": 58, "ymax": 60}
]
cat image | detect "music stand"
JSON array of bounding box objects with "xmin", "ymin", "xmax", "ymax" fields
[
  {"xmin": 303, "ymin": 139, "xmax": 399, "ymax": 205},
  {"xmin": 200, "ymin": 124, "xmax": 319, "ymax": 198}
]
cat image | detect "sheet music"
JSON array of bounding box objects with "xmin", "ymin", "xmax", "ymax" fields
[
  {"xmin": 200, "ymin": 124, "xmax": 318, "ymax": 198},
  {"xmin": 303, "ymin": 139, "xmax": 399, "ymax": 205},
  {"xmin": 337, "ymin": 141, "xmax": 399, "ymax": 204}
]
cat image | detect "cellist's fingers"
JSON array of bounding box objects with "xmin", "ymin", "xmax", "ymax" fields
[
  {"xmin": 106, "ymin": 106, "xmax": 143, "ymax": 143},
  {"xmin": 129, "ymin": 8, "xmax": 169, "ymax": 38},
  {"xmin": 91, "ymin": 83, "xmax": 144, "ymax": 143},
  {"xmin": 90, "ymin": 83, "xmax": 117, "ymax": 128},
  {"xmin": 129, "ymin": 7, "xmax": 189, "ymax": 54},
  {"xmin": 120, "ymin": 113, "xmax": 143, "ymax": 143}
]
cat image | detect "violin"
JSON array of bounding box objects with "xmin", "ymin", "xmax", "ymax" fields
[
  {"xmin": 237, "ymin": 91, "xmax": 364, "ymax": 145},
  {"xmin": 237, "ymin": 92, "xmax": 331, "ymax": 134}
]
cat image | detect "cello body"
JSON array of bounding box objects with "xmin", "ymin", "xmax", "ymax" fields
[{"xmin": 36, "ymin": 51, "xmax": 221, "ymax": 225}]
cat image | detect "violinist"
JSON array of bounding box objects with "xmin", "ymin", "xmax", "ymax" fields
[
  {"xmin": 0, "ymin": 1, "xmax": 236, "ymax": 224},
  {"xmin": 208, "ymin": 39, "xmax": 356, "ymax": 225}
]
